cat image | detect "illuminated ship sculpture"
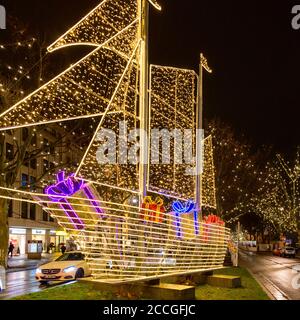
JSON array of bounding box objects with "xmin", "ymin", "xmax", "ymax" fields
[{"xmin": 0, "ymin": 0, "xmax": 230, "ymax": 283}]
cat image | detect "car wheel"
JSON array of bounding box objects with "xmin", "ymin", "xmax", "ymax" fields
[
  {"xmin": 75, "ymin": 268, "xmax": 84, "ymax": 279},
  {"xmin": 39, "ymin": 281, "xmax": 48, "ymax": 285}
]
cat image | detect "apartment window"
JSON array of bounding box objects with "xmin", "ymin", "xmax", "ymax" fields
[
  {"xmin": 8, "ymin": 200, "xmax": 13, "ymax": 217},
  {"xmin": 21, "ymin": 173, "xmax": 28, "ymax": 187},
  {"xmin": 22, "ymin": 127, "xmax": 29, "ymax": 141},
  {"xmin": 30, "ymin": 158, "xmax": 37, "ymax": 170},
  {"xmin": 49, "ymin": 216, "xmax": 55, "ymax": 222},
  {"xmin": 30, "ymin": 176, "xmax": 36, "ymax": 191},
  {"xmin": 6, "ymin": 143, "xmax": 14, "ymax": 161},
  {"xmin": 43, "ymin": 211, "xmax": 48, "ymax": 222},
  {"xmin": 21, "ymin": 201, "xmax": 28, "ymax": 219},
  {"xmin": 29, "ymin": 203, "xmax": 36, "ymax": 220}
]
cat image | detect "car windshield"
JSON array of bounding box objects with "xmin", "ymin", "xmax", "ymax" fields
[{"xmin": 55, "ymin": 252, "xmax": 84, "ymax": 261}]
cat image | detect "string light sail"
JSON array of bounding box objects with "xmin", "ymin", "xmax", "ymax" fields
[{"xmin": 0, "ymin": 0, "xmax": 229, "ymax": 283}]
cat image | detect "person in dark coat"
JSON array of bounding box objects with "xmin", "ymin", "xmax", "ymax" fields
[
  {"xmin": 60, "ymin": 244, "xmax": 67, "ymax": 254},
  {"xmin": 8, "ymin": 242, "xmax": 14, "ymax": 258}
]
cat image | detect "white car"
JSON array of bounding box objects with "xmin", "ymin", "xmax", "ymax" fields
[
  {"xmin": 35, "ymin": 251, "xmax": 91, "ymax": 284},
  {"xmin": 281, "ymin": 247, "xmax": 296, "ymax": 258}
]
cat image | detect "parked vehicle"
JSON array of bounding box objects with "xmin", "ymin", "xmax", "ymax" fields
[
  {"xmin": 273, "ymin": 247, "xmax": 296, "ymax": 258},
  {"xmin": 272, "ymin": 248, "xmax": 282, "ymax": 256},
  {"xmin": 35, "ymin": 251, "xmax": 91, "ymax": 285},
  {"xmin": 281, "ymin": 247, "xmax": 296, "ymax": 258}
]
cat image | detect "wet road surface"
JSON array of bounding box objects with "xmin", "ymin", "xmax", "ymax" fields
[
  {"xmin": 240, "ymin": 250, "xmax": 300, "ymax": 300},
  {"xmin": 0, "ymin": 269, "xmax": 72, "ymax": 300},
  {"xmin": 1, "ymin": 251, "xmax": 299, "ymax": 300}
]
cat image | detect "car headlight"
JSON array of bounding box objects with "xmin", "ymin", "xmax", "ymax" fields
[
  {"xmin": 36, "ymin": 268, "xmax": 42, "ymax": 274},
  {"xmin": 63, "ymin": 266, "xmax": 76, "ymax": 273}
]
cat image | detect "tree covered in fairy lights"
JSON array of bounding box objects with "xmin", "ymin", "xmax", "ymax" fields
[
  {"xmin": 0, "ymin": 19, "xmax": 97, "ymax": 267},
  {"xmin": 206, "ymin": 118, "xmax": 299, "ymax": 236},
  {"xmin": 252, "ymin": 150, "xmax": 300, "ymax": 234},
  {"xmin": 205, "ymin": 118, "xmax": 271, "ymax": 225}
]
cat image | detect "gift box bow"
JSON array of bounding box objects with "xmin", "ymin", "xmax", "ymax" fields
[
  {"xmin": 45, "ymin": 171, "xmax": 104, "ymax": 230},
  {"xmin": 203, "ymin": 214, "xmax": 224, "ymax": 225},
  {"xmin": 172, "ymin": 200, "xmax": 199, "ymax": 238},
  {"xmin": 141, "ymin": 196, "xmax": 165, "ymax": 223},
  {"xmin": 46, "ymin": 171, "xmax": 83, "ymax": 201}
]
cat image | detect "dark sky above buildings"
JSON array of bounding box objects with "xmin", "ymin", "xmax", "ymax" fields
[{"xmin": 1, "ymin": 0, "xmax": 300, "ymax": 154}]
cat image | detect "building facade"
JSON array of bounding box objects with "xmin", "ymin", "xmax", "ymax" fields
[{"xmin": 5, "ymin": 126, "xmax": 80, "ymax": 255}]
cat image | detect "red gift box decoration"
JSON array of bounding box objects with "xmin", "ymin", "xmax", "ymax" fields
[{"xmin": 202, "ymin": 214, "xmax": 225, "ymax": 242}]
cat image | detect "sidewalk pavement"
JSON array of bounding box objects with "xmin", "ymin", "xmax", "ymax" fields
[{"xmin": 6, "ymin": 252, "xmax": 61, "ymax": 273}]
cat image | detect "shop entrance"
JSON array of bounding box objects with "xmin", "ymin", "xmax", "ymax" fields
[{"xmin": 9, "ymin": 231, "xmax": 26, "ymax": 256}]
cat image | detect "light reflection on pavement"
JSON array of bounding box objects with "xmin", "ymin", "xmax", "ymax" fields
[
  {"xmin": 1, "ymin": 251, "xmax": 299, "ymax": 300},
  {"xmin": 0, "ymin": 269, "xmax": 72, "ymax": 300},
  {"xmin": 239, "ymin": 250, "xmax": 300, "ymax": 300}
]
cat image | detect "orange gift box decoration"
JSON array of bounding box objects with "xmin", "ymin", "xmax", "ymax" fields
[{"xmin": 141, "ymin": 196, "xmax": 165, "ymax": 223}]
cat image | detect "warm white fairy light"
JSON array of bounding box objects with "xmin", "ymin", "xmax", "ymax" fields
[
  {"xmin": 0, "ymin": 38, "xmax": 36, "ymax": 49},
  {"xmin": 148, "ymin": 65, "xmax": 197, "ymax": 200},
  {"xmin": 0, "ymin": 0, "xmax": 140, "ymax": 130},
  {"xmin": 253, "ymin": 152, "xmax": 300, "ymax": 233},
  {"xmin": 0, "ymin": 0, "xmax": 229, "ymax": 283},
  {"xmin": 201, "ymin": 135, "xmax": 217, "ymax": 208},
  {"xmin": 0, "ymin": 186, "xmax": 229, "ymax": 283},
  {"xmin": 148, "ymin": 65, "xmax": 216, "ymax": 206}
]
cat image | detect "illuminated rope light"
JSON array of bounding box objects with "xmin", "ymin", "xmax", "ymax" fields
[
  {"xmin": 0, "ymin": 19, "xmax": 138, "ymax": 130},
  {"xmin": 46, "ymin": 171, "xmax": 104, "ymax": 229},
  {"xmin": 47, "ymin": 0, "xmax": 138, "ymax": 52},
  {"xmin": 148, "ymin": 0, "xmax": 162, "ymax": 11},
  {"xmin": 200, "ymin": 53, "xmax": 212, "ymax": 74},
  {"xmin": 38, "ymin": 188, "xmax": 229, "ymax": 283},
  {"xmin": 0, "ymin": 185, "xmax": 215, "ymax": 234},
  {"xmin": 0, "ymin": 0, "xmax": 228, "ymax": 283},
  {"xmin": 172, "ymin": 200, "xmax": 199, "ymax": 238}
]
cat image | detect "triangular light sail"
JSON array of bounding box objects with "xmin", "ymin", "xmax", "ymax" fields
[
  {"xmin": 48, "ymin": 0, "xmax": 138, "ymax": 52},
  {"xmin": 0, "ymin": 4, "xmax": 139, "ymax": 130},
  {"xmin": 76, "ymin": 46, "xmax": 140, "ymax": 191}
]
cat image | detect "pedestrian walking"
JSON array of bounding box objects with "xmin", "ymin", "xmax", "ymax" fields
[
  {"xmin": 8, "ymin": 242, "xmax": 14, "ymax": 258},
  {"xmin": 60, "ymin": 244, "xmax": 66, "ymax": 255}
]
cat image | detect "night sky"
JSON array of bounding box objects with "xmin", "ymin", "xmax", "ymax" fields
[{"xmin": 1, "ymin": 0, "xmax": 300, "ymax": 154}]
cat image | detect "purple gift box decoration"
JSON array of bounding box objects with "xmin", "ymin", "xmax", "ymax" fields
[{"xmin": 45, "ymin": 171, "xmax": 104, "ymax": 230}]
